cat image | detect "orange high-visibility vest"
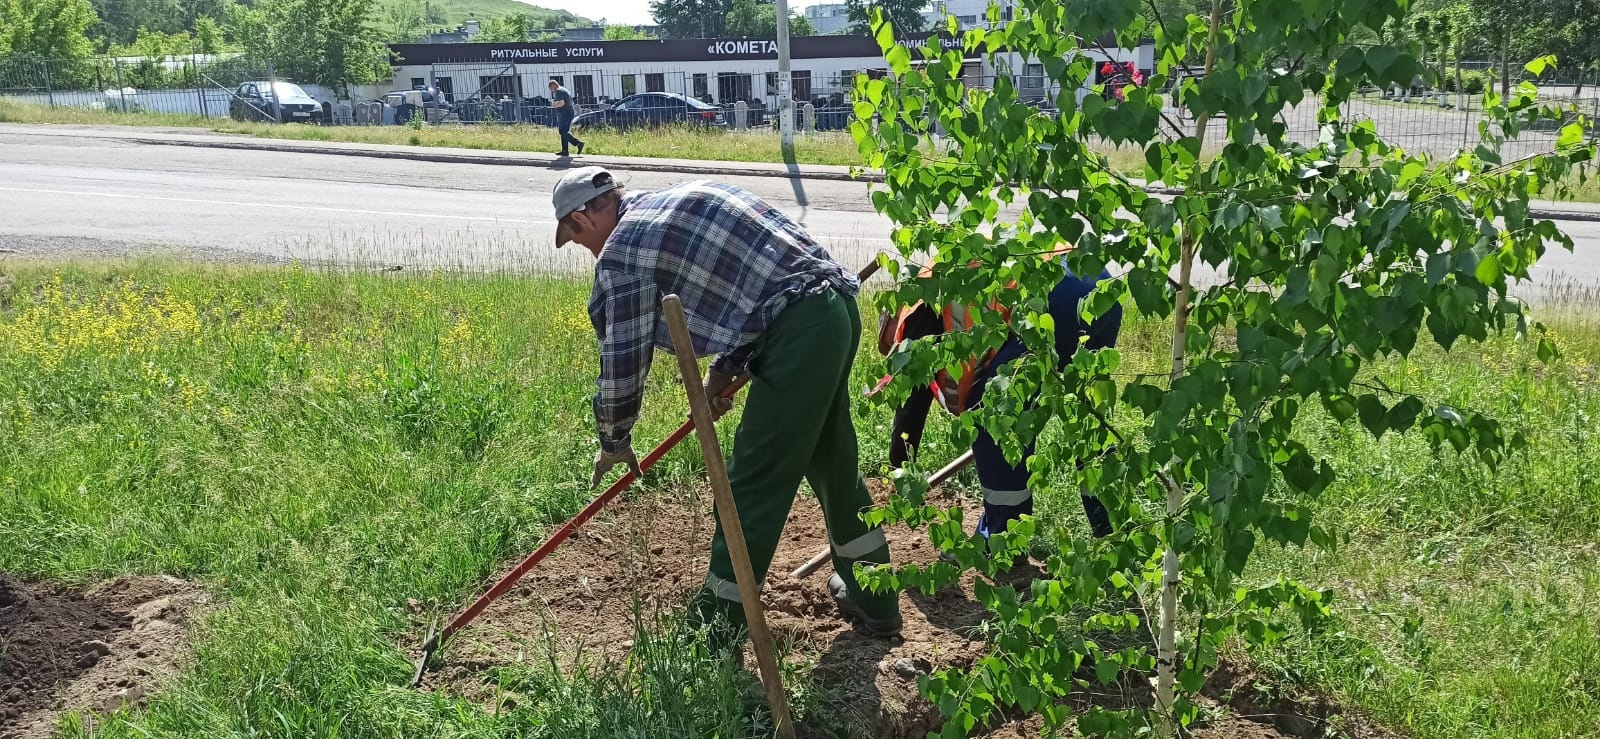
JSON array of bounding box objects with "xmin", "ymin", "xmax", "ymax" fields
[{"xmin": 874, "ymin": 244, "xmax": 1074, "ymax": 414}]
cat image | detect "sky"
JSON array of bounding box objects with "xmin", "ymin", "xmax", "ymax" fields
[{"xmin": 520, "ymin": 0, "xmax": 831, "ymax": 26}]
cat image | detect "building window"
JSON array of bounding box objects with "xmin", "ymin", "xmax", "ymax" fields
[
  {"xmin": 434, "ymin": 77, "xmax": 454, "ymax": 102},
  {"xmin": 792, "ymin": 70, "xmax": 812, "ymax": 101},
  {"xmin": 836, "ymin": 69, "xmax": 857, "ymax": 93},
  {"xmin": 956, "ymin": 14, "xmax": 977, "ymax": 24},
  {"xmin": 646, "ymin": 73, "xmax": 665, "ymax": 92},
  {"xmin": 573, "ymin": 74, "xmax": 595, "ymax": 102},
  {"xmin": 622, "ymin": 74, "xmax": 637, "ymax": 97},
  {"xmin": 479, "ymin": 74, "xmax": 521, "ymax": 99},
  {"xmin": 766, "ymin": 71, "xmax": 778, "ymax": 96},
  {"xmin": 717, "ymin": 71, "xmax": 751, "ymax": 103},
  {"xmin": 1022, "ymin": 63, "xmax": 1044, "ymax": 89},
  {"xmin": 693, "ymin": 73, "xmax": 708, "ymax": 100},
  {"xmin": 410, "ymin": 77, "xmax": 425, "ymax": 89}
]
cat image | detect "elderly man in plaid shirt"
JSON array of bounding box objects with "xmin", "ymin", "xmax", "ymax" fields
[{"xmin": 551, "ymin": 166, "xmax": 902, "ymax": 640}]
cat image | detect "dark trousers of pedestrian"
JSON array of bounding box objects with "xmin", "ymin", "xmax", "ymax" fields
[{"xmin": 556, "ymin": 116, "xmax": 583, "ymax": 155}]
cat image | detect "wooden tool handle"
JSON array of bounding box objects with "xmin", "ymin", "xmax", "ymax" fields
[{"xmin": 661, "ymin": 294, "xmax": 797, "ymax": 739}]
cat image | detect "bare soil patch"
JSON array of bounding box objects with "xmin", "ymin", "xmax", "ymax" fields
[
  {"xmin": 414, "ymin": 484, "xmax": 1396, "ymax": 738},
  {"xmin": 0, "ymin": 574, "xmax": 208, "ymax": 739}
]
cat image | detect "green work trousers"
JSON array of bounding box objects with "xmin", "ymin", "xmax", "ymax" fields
[{"xmin": 690, "ymin": 288, "xmax": 899, "ymax": 638}]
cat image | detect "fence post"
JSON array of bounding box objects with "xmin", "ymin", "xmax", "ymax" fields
[
  {"xmin": 266, "ymin": 59, "xmax": 281, "ymax": 123},
  {"xmin": 41, "ymin": 60, "xmax": 55, "ymax": 108},
  {"xmin": 114, "ymin": 59, "xmax": 128, "ymax": 113},
  {"xmin": 193, "ymin": 57, "xmax": 208, "ymax": 118}
]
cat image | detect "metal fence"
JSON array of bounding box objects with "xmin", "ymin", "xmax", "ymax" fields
[
  {"xmin": 0, "ymin": 55, "xmax": 298, "ymax": 119},
  {"xmin": 5, "ymin": 54, "xmax": 1593, "ymax": 152}
]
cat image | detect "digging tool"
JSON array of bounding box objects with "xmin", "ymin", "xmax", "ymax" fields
[
  {"xmin": 789, "ymin": 449, "xmax": 976, "ymax": 580},
  {"xmin": 662, "ymin": 294, "xmax": 797, "ymax": 739},
  {"xmin": 409, "ymin": 258, "xmax": 882, "ymax": 687},
  {"xmin": 407, "ymin": 392, "xmax": 742, "ymax": 687}
]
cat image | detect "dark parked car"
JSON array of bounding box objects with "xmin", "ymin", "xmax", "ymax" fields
[
  {"xmin": 571, "ymin": 92, "xmax": 721, "ymax": 130},
  {"xmin": 230, "ymin": 81, "xmax": 322, "ymax": 123}
]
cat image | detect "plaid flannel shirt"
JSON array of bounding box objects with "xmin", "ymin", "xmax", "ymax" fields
[{"xmin": 587, "ymin": 181, "xmax": 859, "ymax": 453}]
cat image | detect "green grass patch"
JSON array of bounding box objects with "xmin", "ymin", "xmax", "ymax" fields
[
  {"xmin": 0, "ymin": 97, "xmax": 866, "ymax": 167},
  {"xmin": 0, "ymin": 258, "xmax": 1597, "ymax": 737}
]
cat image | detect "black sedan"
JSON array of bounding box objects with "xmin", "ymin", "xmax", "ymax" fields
[{"xmin": 571, "ymin": 92, "xmax": 722, "ymax": 130}]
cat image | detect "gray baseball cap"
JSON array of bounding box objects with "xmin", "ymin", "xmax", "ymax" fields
[{"xmin": 551, "ymin": 166, "xmax": 620, "ymax": 220}]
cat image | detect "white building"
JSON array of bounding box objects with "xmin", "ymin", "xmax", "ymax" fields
[
  {"xmin": 923, "ymin": 0, "xmax": 1022, "ymax": 31},
  {"xmin": 387, "ymin": 33, "xmax": 1152, "ymax": 110},
  {"xmin": 802, "ymin": 3, "xmax": 853, "ymax": 35}
]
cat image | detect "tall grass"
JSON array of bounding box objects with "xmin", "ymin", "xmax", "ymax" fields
[{"xmin": 0, "ymin": 257, "xmax": 1596, "ymax": 737}]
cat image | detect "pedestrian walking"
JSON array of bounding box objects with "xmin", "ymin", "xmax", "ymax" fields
[
  {"xmin": 549, "ymin": 79, "xmax": 585, "ymax": 157},
  {"xmin": 875, "ymin": 253, "xmax": 1123, "ymax": 543},
  {"xmin": 551, "ymin": 166, "xmax": 903, "ymax": 645}
]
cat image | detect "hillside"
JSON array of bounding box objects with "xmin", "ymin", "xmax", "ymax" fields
[{"xmin": 404, "ymin": 0, "xmax": 592, "ymax": 27}]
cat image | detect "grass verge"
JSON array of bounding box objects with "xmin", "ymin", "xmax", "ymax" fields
[
  {"xmin": 0, "ymin": 97, "xmax": 866, "ymax": 167},
  {"xmin": 0, "ymin": 257, "xmax": 1596, "ymax": 737}
]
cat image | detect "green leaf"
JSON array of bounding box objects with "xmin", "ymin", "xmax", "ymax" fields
[
  {"xmin": 1094, "ymin": 655, "xmax": 1120, "ymax": 685},
  {"xmin": 1357, "ymin": 394, "xmax": 1388, "ymax": 439},
  {"xmin": 886, "ymin": 45, "xmax": 912, "ymax": 76},
  {"xmin": 1426, "ymin": 253, "xmax": 1451, "ymax": 285},
  {"xmin": 1365, "ymin": 45, "xmax": 1398, "ymax": 80},
  {"xmin": 1558, "ymin": 122, "xmax": 1584, "ymax": 149},
  {"xmin": 1224, "ymin": 529, "xmax": 1255, "ymax": 575},
  {"xmin": 1537, "ymin": 335, "xmax": 1561, "ymax": 363},
  {"xmin": 1323, "ymin": 393, "xmax": 1357, "ymax": 422},
  {"xmin": 1258, "ymin": 205, "xmax": 1286, "ymax": 230},
  {"xmin": 1387, "ymin": 396, "xmax": 1424, "ymax": 432},
  {"xmin": 1128, "ymin": 268, "xmax": 1174, "ymax": 316},
  {"xmin": 1524, "ymin": 55, "xmax": 1556, "ymax": 78},
  {"xmin": 1474, "ymin": 252, "xmax": 1503, "ymax": 287}
]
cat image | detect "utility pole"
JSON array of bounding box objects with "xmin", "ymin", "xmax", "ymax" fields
[{"xmin": 776, "ymin": 0, "xmax": 795, "ymax": 158}]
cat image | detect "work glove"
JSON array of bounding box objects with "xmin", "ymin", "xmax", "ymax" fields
[
  {"xmin": 703, "ymin": 368, "xmax": 748, "ymax": 421},
  {"xmin": 591, "ymin": 445, "xmax": 644, "ymax": 489}
]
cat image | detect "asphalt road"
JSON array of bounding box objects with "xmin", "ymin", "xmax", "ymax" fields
[
  {"xmin": 0, "ymin": 129, "xmax": 891, "ymax": 273},
  {"xmin": 1, "ymin": 128, "xmax": 1596, "ymax": 300}
]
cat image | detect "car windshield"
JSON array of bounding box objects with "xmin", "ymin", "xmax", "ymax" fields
[{"xmin": 269, "ymin": 82, "xmax": 309, "ymax": 98}]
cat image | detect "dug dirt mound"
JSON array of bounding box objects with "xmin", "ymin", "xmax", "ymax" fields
[
  {"xmin": 416, "ymin": 484, "xmax": 1395, "ymax": 738},
  {"xmin": 0, "ymin": 574, "xmax": 208, "ymax": 739}
]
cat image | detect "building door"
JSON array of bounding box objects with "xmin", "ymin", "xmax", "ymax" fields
[
  {"xmin": 792, "ymin": 70, "xmax": 812, "ymax": 102},
  {"xmin": 434, "ymin": 77, "xmax": 454, "ymax": 102},
  {"xmin": 693, "ymin": 73, "xmax": 708, "ymax": 101}
]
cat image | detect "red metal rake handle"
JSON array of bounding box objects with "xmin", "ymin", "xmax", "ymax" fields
[{"xmin": 422, "ymin": 378, "xmax": 748, "ymax": 652}]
